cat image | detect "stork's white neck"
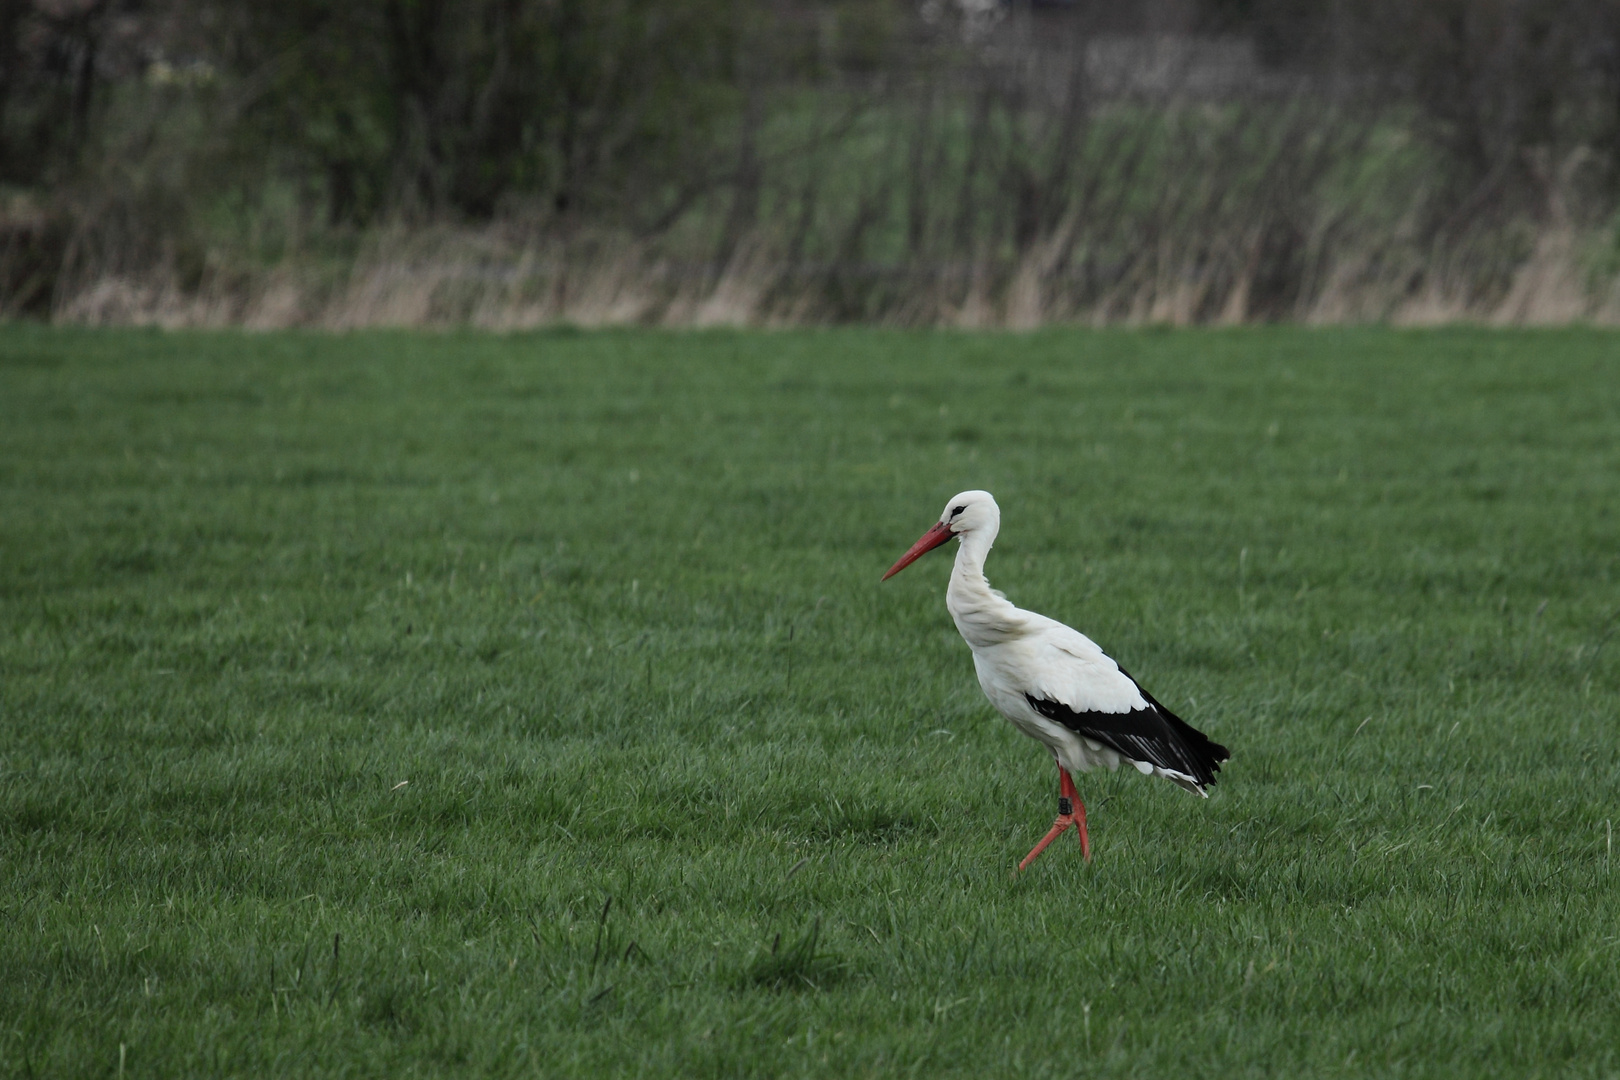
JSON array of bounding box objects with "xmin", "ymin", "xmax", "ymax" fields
[{"xmin": 945, "ymin": 521, "xmax": 1028, "ymax": 648}]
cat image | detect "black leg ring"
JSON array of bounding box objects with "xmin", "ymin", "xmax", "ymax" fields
[{"xmin": 1058, "ymin": 796, "xmax": 1073, "ymax": 816}]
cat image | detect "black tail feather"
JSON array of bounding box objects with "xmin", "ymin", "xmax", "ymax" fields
[{"xmin": 1137, "ymin": 687, "xmax": 1229, "ymax": 783}]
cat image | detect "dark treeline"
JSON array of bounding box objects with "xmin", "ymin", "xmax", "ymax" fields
[{"xmin": 5, "ymin": 0, "xmax": 1620, "ymax": 325}]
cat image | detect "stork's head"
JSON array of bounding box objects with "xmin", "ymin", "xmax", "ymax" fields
[{"xmin": 882, "ymin": 490, "xmax": 999, "ymax": 580}]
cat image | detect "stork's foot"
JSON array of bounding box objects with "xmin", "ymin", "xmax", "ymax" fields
[
  {"xmin": 1017, "ymin": 801, "xmax": 1090, "ymax": 871},
  {"xmin": 1017, "ymin": 769, "xmax": 1092, "ymax": 871}
]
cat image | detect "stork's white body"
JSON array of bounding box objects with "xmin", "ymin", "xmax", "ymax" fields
[
  {"xmin": 884, "ymin": 490, "xmax": 1227, "ymax": 866},
  {"xmin": 943, "ymin": 502, "xmax": 1206, "ymax": 793},
  {"xmin": 885, "ymin": 490, "xmax": 1227, "ymax": 813}
]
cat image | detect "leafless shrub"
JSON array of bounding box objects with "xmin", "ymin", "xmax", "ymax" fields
[{"xmin": 8, "ymin": 0, "xmax": 1620, "ymax": 326}]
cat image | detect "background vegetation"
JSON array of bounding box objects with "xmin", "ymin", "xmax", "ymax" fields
[
  {"xmin": 3, "ymin": 325, "xmax": 1618, "ymax": 1075},
  {"xmin": 8, "ymin": 0, "xmax": 1620, "ymax": 325}
]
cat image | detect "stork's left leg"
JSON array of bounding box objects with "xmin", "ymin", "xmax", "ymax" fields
[{"xmin": 1018, "ymin": 765, "xmax": 1092, "ymax": 871}]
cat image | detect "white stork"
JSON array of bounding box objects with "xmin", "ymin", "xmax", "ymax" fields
[{"xmin": 882, "ymin": 490, "xmax": 1228, "ymax": 869}]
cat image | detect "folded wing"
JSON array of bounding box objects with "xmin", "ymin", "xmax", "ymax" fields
[{"xmin": 1022, "ymin": 627, "xmax": 1229, "ymax": 795}]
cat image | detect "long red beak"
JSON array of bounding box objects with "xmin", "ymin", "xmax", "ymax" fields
[{"xmin": 882, "ymin": 521, "xmax": 955, "ymax": 581}]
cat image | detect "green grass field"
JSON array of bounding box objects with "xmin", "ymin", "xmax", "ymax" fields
[{"xmin": 3, "ymin": 325, "xmax": 1618, "ymax": 1078}]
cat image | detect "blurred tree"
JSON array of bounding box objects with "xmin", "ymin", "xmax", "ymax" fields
[
  {"xmin": 0, "ymin": 0, "xmax": 117, "ymax": 184},
  {"xmin": 1352, "ymin": 0, "xmax": 1620, "ymax": 216},
  {"xmin": 7, "ymin": 0, "xmax": 1620, "ymax": 322},
  {"xmin": 219, "ymin": 0, "xmax": 744, "ymax": 226}
]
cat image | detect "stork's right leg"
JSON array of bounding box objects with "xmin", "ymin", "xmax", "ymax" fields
[
  {"xmin": 1060, "ymin": 767, "xmax": 1091, "ymax": 862},
  {"xmin": 1018, "ymin": 765, "xmax": 1090, "ymax": 871}
]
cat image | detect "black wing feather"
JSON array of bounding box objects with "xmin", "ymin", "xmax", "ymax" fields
[{"xmin": 1024, "ymin": 671, "xmax": 1228, "ymax": 789}]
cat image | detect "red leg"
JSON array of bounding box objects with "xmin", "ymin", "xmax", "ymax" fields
[
  {"xmin": 1056, "ymin": 767, "xmax": 1095, "ymax": 861},
  {"xmin": 1017, "ymin": 814, "xmax": 1072, "ymax": 872},
  {"xmin": 1018, "ymin": 764, "xmax": 1091, "ymax": 871}
]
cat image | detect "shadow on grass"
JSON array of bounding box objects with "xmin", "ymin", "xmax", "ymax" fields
[{"xmin": 738, "ymin": 918, "xmax": 845, "ymax": 993}]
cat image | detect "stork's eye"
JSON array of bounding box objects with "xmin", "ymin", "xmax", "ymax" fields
[{"xmin": 951, "ymin": 505, "xmax": 967, "ymax": 517}]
